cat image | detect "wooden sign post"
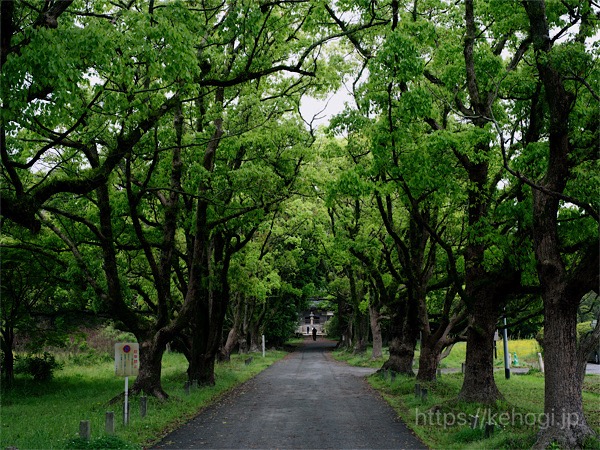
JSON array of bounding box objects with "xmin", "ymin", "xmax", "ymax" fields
[{"xmin": 115, "ymin": 343, "xmax": 139, "ymax": 425}]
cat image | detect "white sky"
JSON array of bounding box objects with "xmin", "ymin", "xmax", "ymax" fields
[{"xmin": 299, "ymin": 87, "xmax": 353, "ymax": 129}]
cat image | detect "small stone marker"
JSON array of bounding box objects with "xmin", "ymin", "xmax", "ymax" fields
[
  {"xmin": 184, "ymin": 381, "xmax": 191, "ymax": 395},
  {"xmin": 192, "ymin": 379, "xmax": 198, "ymax": 389},
  {"xmin": 414, "ymin": 383, "xmax": 421, "ymax": 398},
  {"xmin": 436, "ymin": 368, "xmax": 442, "ymax": 379},
  {"xmin": 106, "ymin": 411, "xmax": 115, "ymax": 434},
  {"xmin": 140, "ymin": 396, "xmax": 147, "ymax": 418},
  {"xmin": 420, "ymin": 388, "xmax": 428, "ymax": 402},
  {"xmin": 79, "ymin": 420, "xmax": 91, "ymax": 441}
]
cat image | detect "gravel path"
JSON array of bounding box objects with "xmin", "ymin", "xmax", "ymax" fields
[{"xmin": 153, "ymin": 339, "xmax": 426, "ymax": 449}]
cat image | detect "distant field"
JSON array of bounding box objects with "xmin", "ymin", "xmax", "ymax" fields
[
  {"xmin": 438, "ymin": 339, "xmax": 542, "ymax": 369},
  {"xmin": 333, "ymin": 338, "xmax": 542, "ymax": 370}
]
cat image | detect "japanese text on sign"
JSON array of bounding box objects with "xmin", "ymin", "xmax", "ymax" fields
[{"xmin": 115, "ymin": 343, "xmax": 139, "ymax": 377}]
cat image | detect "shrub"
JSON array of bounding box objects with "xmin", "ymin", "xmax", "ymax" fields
[{"xmin": 14, "ymin": 352, "xmax": 62, "ymax": 381}]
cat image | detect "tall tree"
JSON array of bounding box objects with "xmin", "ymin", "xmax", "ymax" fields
[
  {"xmin": 518, "ymin": 1, "xmax": 599, "ymax": 446},
  {"xmin": 4, "ymin": 0, "xmax": 347, "ymax": 396}
]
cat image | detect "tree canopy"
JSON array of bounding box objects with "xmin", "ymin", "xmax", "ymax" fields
[{"xmin": 1, "ymin": 0, "xmax": 598, "ymax": 446}]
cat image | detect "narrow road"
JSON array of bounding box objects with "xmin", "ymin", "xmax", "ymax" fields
[{"xmin": 154, "ymin": 339, "xmax": 426, "ymax": 449}]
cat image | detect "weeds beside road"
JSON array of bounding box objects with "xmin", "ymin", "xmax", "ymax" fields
[{"xmin": 333, "ymin": 341, "xmax": 600, "ymax": 449}]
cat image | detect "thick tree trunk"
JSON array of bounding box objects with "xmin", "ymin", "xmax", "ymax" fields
[
  {"xmin": 417, "ymin": 336, "xmax": 442, "ymax": 382},
  {"xmin": 189, "ymin": 233, "xmax": 232, "ymax": 385},
  {"xmin": 247, "ymin": 327, "xmax": 262, "ymax": 353},
  {"xmin": 369, "ymin": 303, "xmax": 383, "ymax": 359},
  {"xmin": 189, "ymin": 328, "xmax": 218, "ymax": 385},
  {"xmin": 132, "ymin": 336, "xmax": 168, "ymax": 399},
  {"xmin": 219, "ymin": 326, "xmax": 239, "ymax": 363},
  {"xmin": 354, "ymin": 310, "xmax": 369, "ymax": 354},
  {"xmin": 382, "ymin": 299, "xmax": 418, "ymax": 375},
  {"xmin": 189, "ymin": 296, "xmax": 219, "ymax": 385},
  {"xmin": 219, "ymin": 294, "xmax": 243, "ymax": 362},
  {"xmin": 535, "ymin": 287, "xmax": 592, "ymax": 449},
  {"xmin": 194, "ymin": 355, "xmax": 217, "ymax": 386},
  {"xmin": 530, "ymin": 192, "xmax": 597, "ymax": 447},
  {"xmin": 336, "ymin": 294, "xmax": 354, "ymax": 350},
  {"xmin": 1, "ymin": 327, "xmax": 15, "ymax": 388},
  {"xmin": 458, "ymin": 298, "xmax": 502, "ymax": 403}
]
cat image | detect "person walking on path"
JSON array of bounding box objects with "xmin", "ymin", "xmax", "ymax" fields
[{"xmin": 312, "ymin": 327, "xmax": 317, "ymax": 341}]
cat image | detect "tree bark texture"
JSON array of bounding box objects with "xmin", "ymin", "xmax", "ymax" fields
[
  {"xmin": 417, "ymin": 336, "xmax": 442, "ymax": 382},
  {"xmin": 133, "ymin": 335, "xmax": 168, "ymax": 399},
  {"xmin": 458, "ymin": 294, "xmax": 502, "ymax": 403},
  {"xmin": 1, "ymin": 327, "xmax": 15, "ymax": 388},
  {"xmin": 369, "ymin": 303, "xmax": 383, "ymax": 359},
  {"xmin": 189, "ymin": 232, "xmax": 232, "ymax": 385},
  {"xmin": 382, "ymin": 298, "xmax": 418, "ymax": 376}
]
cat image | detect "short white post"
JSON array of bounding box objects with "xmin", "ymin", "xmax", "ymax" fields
[
  {"xmin": 537, "ymin": 352, "xmax": 545, "ymax": 373},
  {"xmin": 124, "ymin": 376, "xmax": 129, "ymax": 425},
  {"xmin": 262, "ymin": 335, "xmax": 265, "ymax": 358}
]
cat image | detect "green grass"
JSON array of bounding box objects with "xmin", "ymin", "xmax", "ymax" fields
[
  {"xmin": 1, "ymin": 350, "xmax": 287, "ymax": 449},
  {"xmin": 334, "ymin": 341, "xmax": 600, "ymax": 449}
]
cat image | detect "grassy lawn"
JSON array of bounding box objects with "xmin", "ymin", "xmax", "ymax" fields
[
  {"xmin": 1, "ymin": 350, "xmax": 287, "ymax": 449},
  {"xmin": 334, "ymin": 342, "xmax": 600, "ymax": 449}
]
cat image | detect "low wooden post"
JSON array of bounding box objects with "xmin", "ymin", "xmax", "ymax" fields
[
  {"xmin": 105, "ymin": 412, "xmax": 115, "ymax": 434},
  {"xmin": 414, "ymin": 383, "xmax": 421, "ymax": 398},
  {"xmin": 420, "ymin": 388, "xmax": 428, "ymax": 402},
  {"xmin": 140, "ymin": 396, "xmax": 147, "ymax": 418},
  {"xmin": 79, "ymin": 420, "xmax": 91, "ymax": 441}
]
